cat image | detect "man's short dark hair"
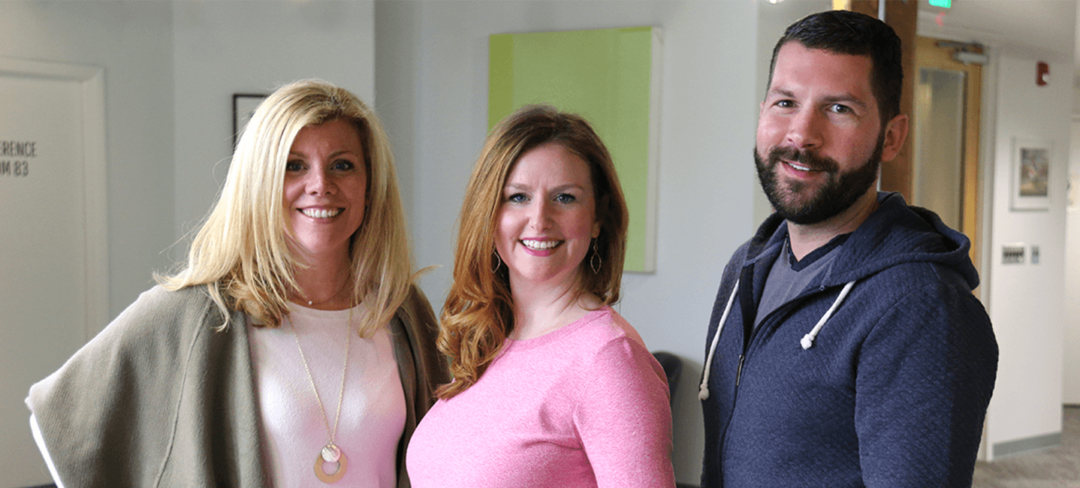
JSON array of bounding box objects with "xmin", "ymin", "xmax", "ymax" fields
[{"xmin": 767, "ymin": 10, "xmax": 903, "ymax": 125}]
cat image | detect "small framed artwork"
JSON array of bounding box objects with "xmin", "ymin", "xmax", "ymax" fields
[
  {"xmin": 233, "ymin": 93, "xmax": 267, "ymax": 148},
  {"xmin": 1011, "ymin": 137, "xmax": 1052, "ymax": 211}
]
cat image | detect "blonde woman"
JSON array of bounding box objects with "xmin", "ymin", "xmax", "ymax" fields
[
  {"xmin": 407, "ymin": 105, "xmax": 675, "ymax": 487},
  {"xmin": 27, "ymin": 80, "xmax": 447, "ymax": 487}
]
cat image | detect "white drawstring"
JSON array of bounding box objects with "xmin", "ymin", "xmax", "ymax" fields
[
  {"xmin": 800, "ymin": 280, "xmax": 856, "ymax": 349},
  {"xmin": 699, "ymin": 279, "xmax": 858, "ymax": 402},
  {"xmin": 699, "ymin": 280, "xmax": 739, "ymax": 401}
]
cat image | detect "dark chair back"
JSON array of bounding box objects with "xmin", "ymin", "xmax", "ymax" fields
[{"xmin": 652, "ymin": 351, "xmax": 682, "ymax": 405}]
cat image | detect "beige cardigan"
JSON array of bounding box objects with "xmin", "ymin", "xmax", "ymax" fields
[{"xmin": 27, "ymin": 284, "xmax": 447, "ymax": 487}]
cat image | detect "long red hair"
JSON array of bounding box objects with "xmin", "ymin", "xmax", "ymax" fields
[{"xmin": 437, "ymin": 105, "xmax": 628, "ymax": 399}]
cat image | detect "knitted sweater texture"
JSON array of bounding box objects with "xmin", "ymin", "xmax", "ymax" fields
[
  {"xmin": 700, "ymin": 192, "xmax": 998, "ymax": 487},
  {"xmin": 407, "ymin": 307, "xmax": 675, "ymax": 487}
]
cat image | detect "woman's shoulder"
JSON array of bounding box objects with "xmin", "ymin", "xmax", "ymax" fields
[
  {"xmin": 136, "ymin": 284, "xmax": 212, "ymax": 310},
  {"xmin": 123, "ymin": 284, "xmax": 219, "ymax": 324},
  {"xmin": 524, "ymin": 309, "xmax": 656, "ymax": 382},
  {"xmin": 27, "ymin": 284, "xmax": 259, "ymax": 487},
  {"xmin": 570, "ymin": 306, "xmax": 649, "ymax": 351},
  {"xmin": 87, "ymin": 284, "xmax": 232, "ymax": 354},
  {"xmin": 29, "ymin": 284, "xmax": 241, "ymax": 411},
  {"xmin": 563, "ymin": 308, "xmax": 669, "ymax": 404},
  {"xmin": 28, "ymin": 285, "xmax": 214, "ymax": 407}
]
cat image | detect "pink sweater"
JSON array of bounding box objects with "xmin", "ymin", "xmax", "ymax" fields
[{"xmin": 406, "ymin": 307, "xmax": 675, "ymax": 487}]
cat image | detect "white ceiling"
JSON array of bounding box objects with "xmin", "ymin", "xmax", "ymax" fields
[{"xmin": 916, "ymin": 0, "xmax": 1078, "ymax": 84}]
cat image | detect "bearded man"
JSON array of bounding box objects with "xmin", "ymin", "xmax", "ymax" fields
[{"xmin": 699, "ymin": 10, "xmax": 998, "ymax": 487}]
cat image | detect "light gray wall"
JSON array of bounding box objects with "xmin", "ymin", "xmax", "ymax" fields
[
  {"xmin": 0, "ymin": 2, "xmax": 174, "ymax": 484},
  {"xmin": 918, "ymin": 0, "xmax": 1077, "ymax": 457},
  {"xmin": 1066, "ymin": 113, "xmax": 1080, "ymax": 405},
  {"xmin": 374, "ymin": 1, "xmax": 760, "ymax": 483},
  {"xmin": 1060, "ymin": 5, "xmax": 1080, "ymax": 407},
  {"xmin": 0, "ymin": 1, "xmax": 175, "ymax": 322},
  {"xmin": 985, "ymin": 47, "xmax": 1074, "ymax": 456},
  {"xmin": 172, "ymin": 0, "xmax": 376, "ymax": 259}
]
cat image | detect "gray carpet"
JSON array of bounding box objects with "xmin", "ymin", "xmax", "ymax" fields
[{"xmin": 973, "ymin": 406, "xmax": 1080, "ymax": 488}]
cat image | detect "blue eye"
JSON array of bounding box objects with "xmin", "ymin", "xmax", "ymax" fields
[
  {"xmin": 555, "ymin": 193, "xmax": 577, "ymax": 204},
  {"xmin": 507, "ymin": 193, "xmax": 527, "ymax": 203},
  {"xmin": 829, "ymin": 104, "xmax": 852, "ymax": 114},
  {"xmin": 285, "ymin": 160, "xmax": 304, "ymax": 172},
  {"xmin": 331, "ymin": 159, "xmax": 355, "ymax": 171}
]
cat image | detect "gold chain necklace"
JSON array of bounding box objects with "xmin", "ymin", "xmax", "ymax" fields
[{"xmin": 287, "ymin": 307, "xmax": 352, "ymax": 483}]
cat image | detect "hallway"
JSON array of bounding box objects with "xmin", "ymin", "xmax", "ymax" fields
[{"xmin": 973, "ymin": 406, "xmax": 1080, "ymax": 487}]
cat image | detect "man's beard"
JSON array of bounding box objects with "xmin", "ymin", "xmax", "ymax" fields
[{"xmin": 754, "ymin": 136, "xmax": 883, "ymax": 225}]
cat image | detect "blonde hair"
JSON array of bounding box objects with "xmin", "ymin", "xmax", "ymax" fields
[
  {"xmin": 437, "ymin": 105, "xmax": 628, "ymax": 399},
  {"xmin": 160, "ymin": 79, "xmax": 414, "ymax": 336}
]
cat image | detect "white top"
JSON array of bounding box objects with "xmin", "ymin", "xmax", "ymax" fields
[
  {"xmin": 30, "ymin": 413, "xmax": 65, "ymax": 488},
  {"xmin": 248, "ymin": 302, "xmax": 406, "ymax": 487}
]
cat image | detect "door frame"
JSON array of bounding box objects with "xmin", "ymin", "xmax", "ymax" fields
[
  {"xmin": 913, "ymin": 36, "xmax": 985, "ymax": 279},
  {"xmin": 0, "ymin": 58, "xmax": 109, "ymax": 339}
]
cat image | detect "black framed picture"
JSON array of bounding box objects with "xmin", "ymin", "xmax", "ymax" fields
[{"xmin": 232, "ymin": 93, "xmax": 267, "ymax": 148}]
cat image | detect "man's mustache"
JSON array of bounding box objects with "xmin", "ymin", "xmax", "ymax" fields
[{"xmin": 767, "ymin": 146, "xmax": 840, "ymax": 174}]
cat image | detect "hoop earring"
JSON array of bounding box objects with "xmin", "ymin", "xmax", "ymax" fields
[
  {"xmin": 492, "ymin": 251, "xmax": 503, "ymax": 273},
  {"xmin": 590, "ymin": 239, "xmax": 602, "ymax": 274}
]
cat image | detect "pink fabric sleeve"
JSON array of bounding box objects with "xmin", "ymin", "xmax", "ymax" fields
[{"xmin": 573, "ymin": 336, "xmax": 676, "ymax": 487}]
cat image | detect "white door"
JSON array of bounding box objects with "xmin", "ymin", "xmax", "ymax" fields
[{"xmin": 0, "ymin": 60, "xmax": 107, "ymax": 487}]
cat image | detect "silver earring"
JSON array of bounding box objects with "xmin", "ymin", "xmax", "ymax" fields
[
  {"xmin": 492, "ymin": 251, "xmax": 503, "ymax": 273},
  {"xmin": 590, "ymin": 240, "xmax": 602, "ymax": 274}
]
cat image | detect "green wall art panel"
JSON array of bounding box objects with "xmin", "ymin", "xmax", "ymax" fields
[{"xmin": 489, "ymin": 26, "xmax": 660, "ymax": 273}]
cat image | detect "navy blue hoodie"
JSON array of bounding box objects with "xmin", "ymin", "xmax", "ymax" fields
[{"xmin": 700, "ymin": 192, "xmax": 998, "ymax": 487}]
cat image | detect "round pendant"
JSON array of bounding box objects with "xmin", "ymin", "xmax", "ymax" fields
[
  {"xmin": 321, "ymin": 444, "xmax": 341, "ymax": 463},
  {"xmin": 314, "ymin": 447, "xmax": 348, "ymax": 483}
]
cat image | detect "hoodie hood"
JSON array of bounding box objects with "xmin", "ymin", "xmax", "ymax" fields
[{"xmin": 744, "ymin": 192, "xmax": 978, "ymax": 290}]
